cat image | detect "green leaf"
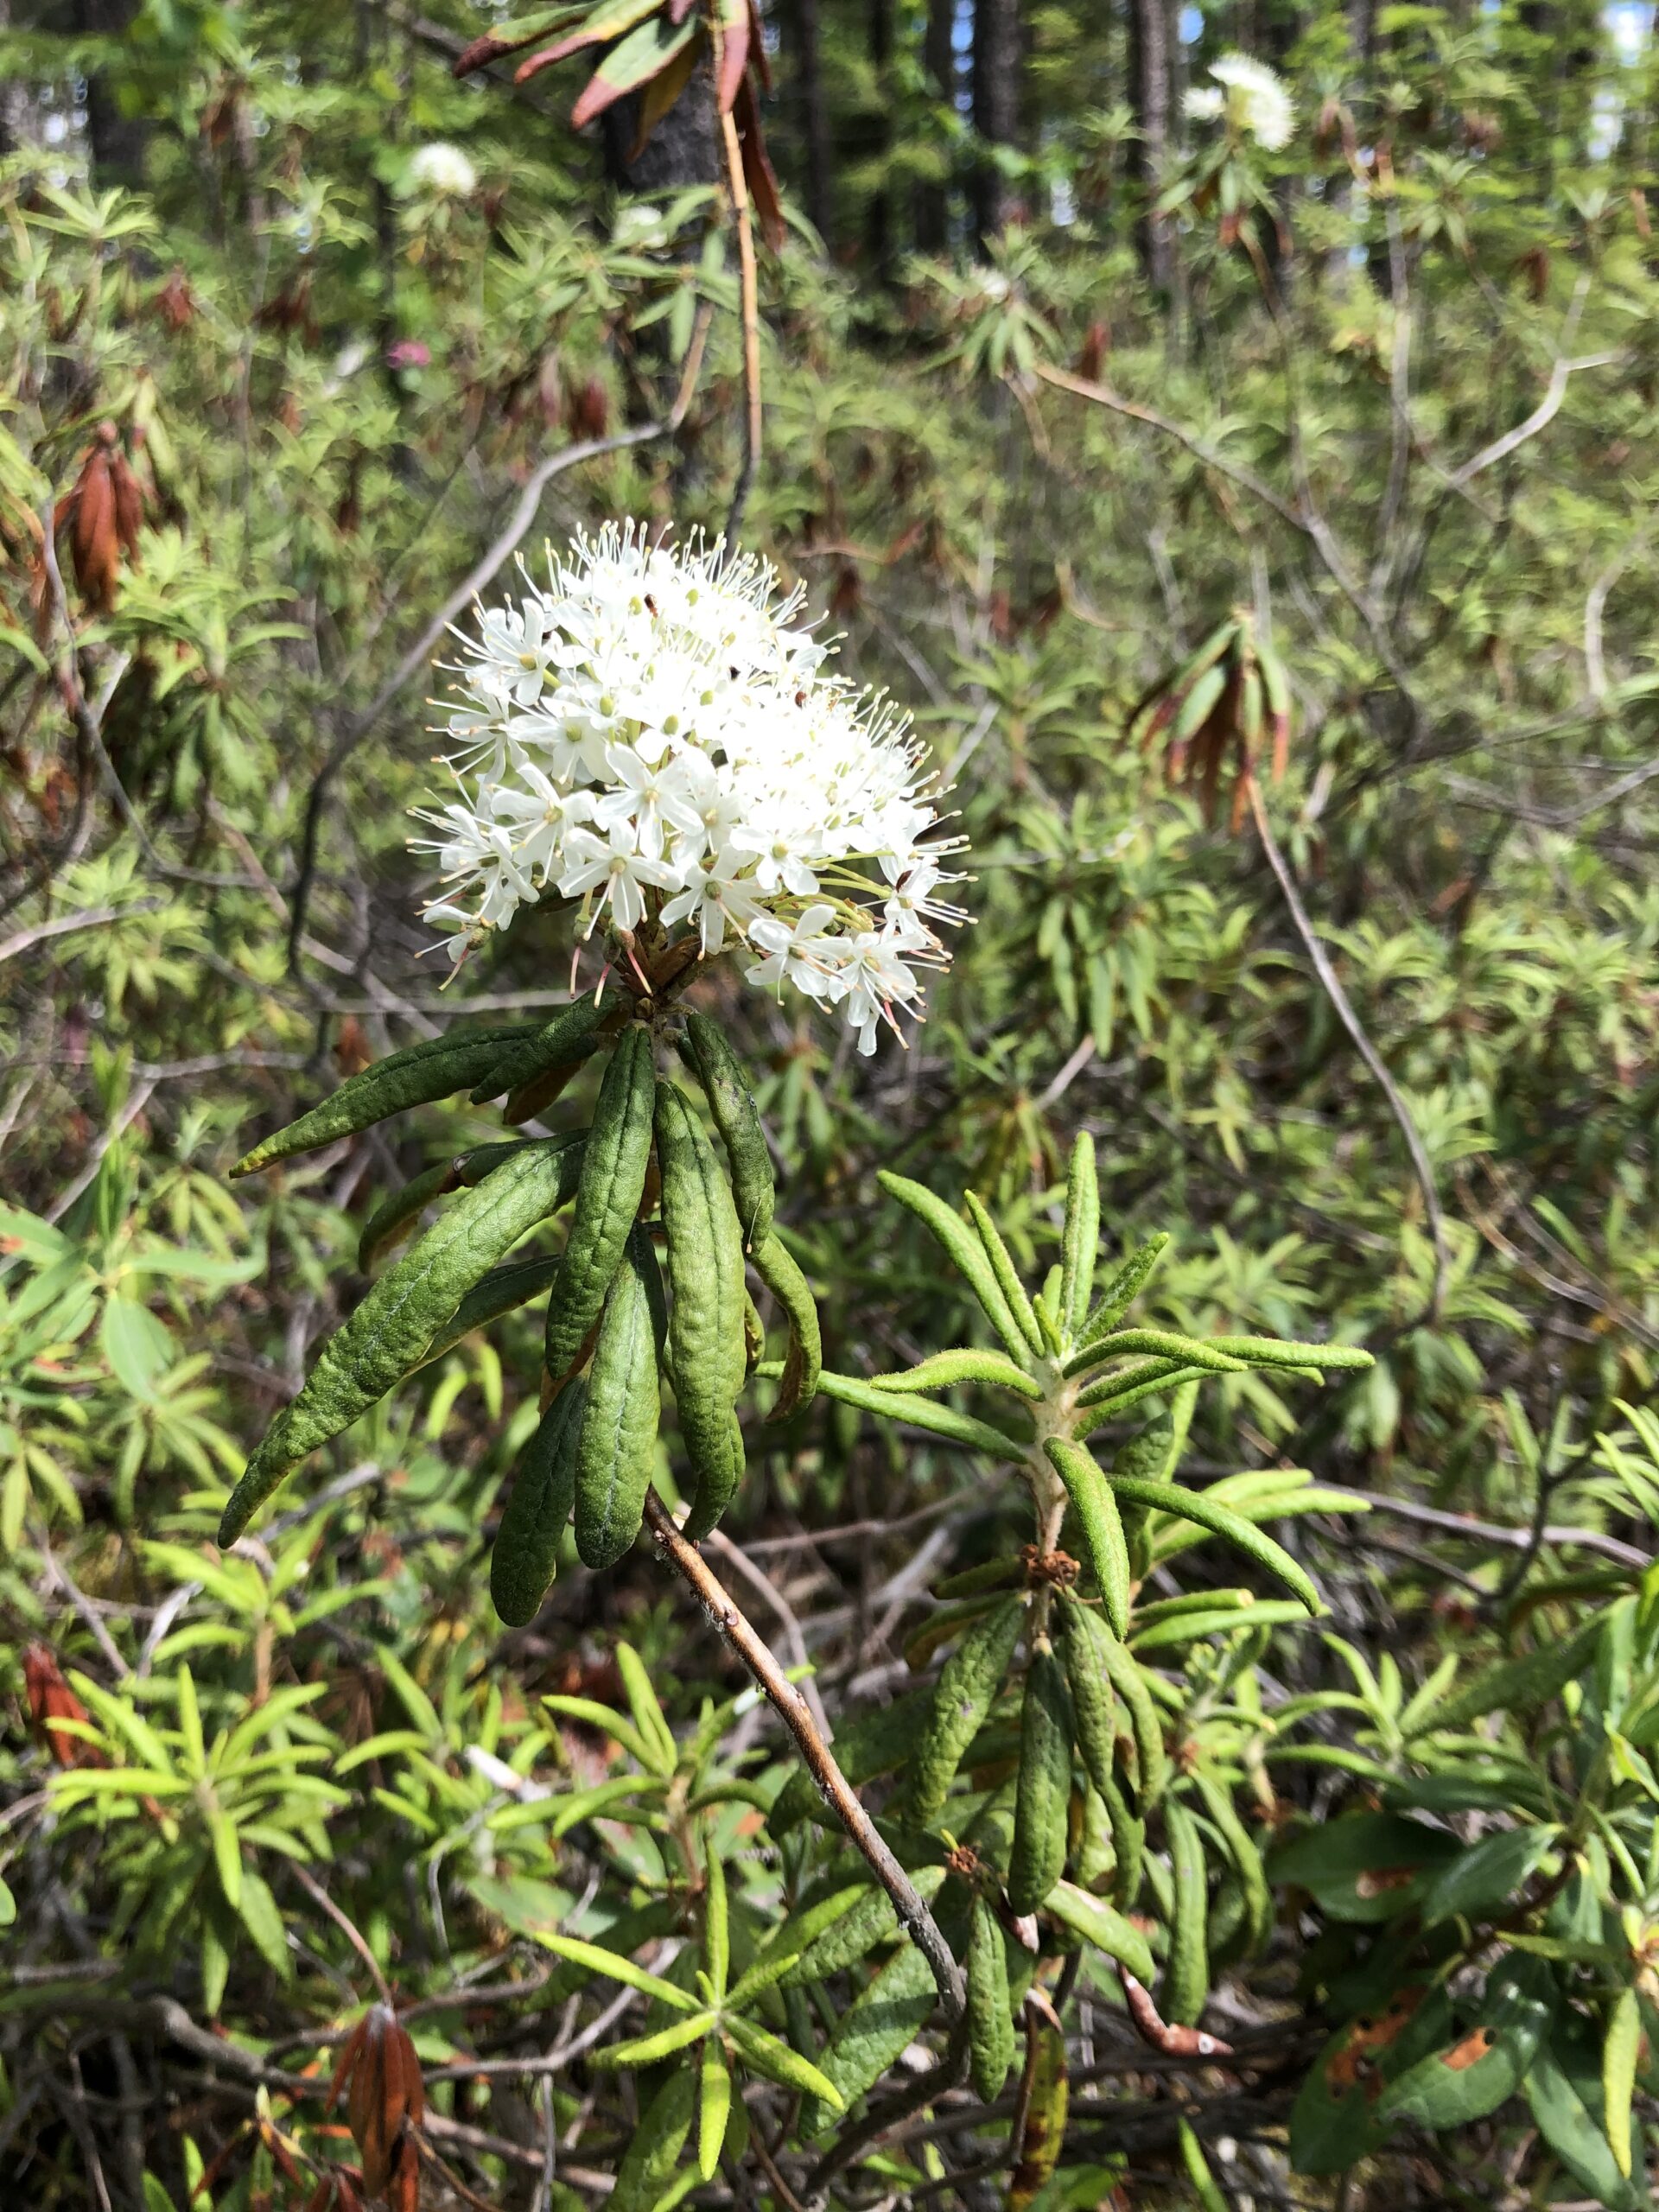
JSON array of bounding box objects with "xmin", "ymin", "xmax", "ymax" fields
[
  {"xmin": 1417, "ymin": 1825, "xmax": 1560, "ymax": 1928},
  {"xmin": 219, "ymin": 1140, "xmax": 584, "ymax": 1542},
  {"xmin": 1402, "ymin": 1611, "xmax": 1611, "ymax": 1739},
  {"xmin": 868, "ymin": 1347, "xmax": 1041, "ymax": 1399},
  {"xmin": 591, "ymin": 2010, "xmax": 716, "ymax": 2068},
  {"xmin": 529, "ymin": 1932, "xmax": 701, "ymax": 2011},
  {"xmin": 236, "ymin": 1866, "xmax": 291, "ymax": 1980},
  {"xmin": 1528, "ymin": 2035, "xmax": 1643, "ymax": 2209},
  {"xmin": 816, "ymin": 1367, "xmax": 1027, "ymax": 1457},
  {"xmin": 1605, "ymin": 1986, "xmax": 1640, "ymax": 2179},
  {"xmin": 875, "ymin": 1171, "xmax": 1032, "ymax": 1362},
  {"xmin": 724, "ymin": 2010, "xmax": 843, "ymax": 2107},
  {"xmin": 203, "ymin": 1796, "xmax": 242, "ymax": 1910},
  {"xmin": 697, "ymin": 2039, "xmax": 730, "ymax": 2182},
  {"xmin": 1109, "ymin": 1473, "xmax": 1322, "ymax": 1613},
  {"xmin": 1046, "ymin": 1436, "xmax": 1130, "ymax": 1638},
  {"xmin": 1044, "ymin": 1879, "xmax": 1156, "ymax": 1981}
]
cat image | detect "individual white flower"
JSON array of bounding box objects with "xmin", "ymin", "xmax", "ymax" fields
[
  {"xmin": 829, "ymin": 927, "xmax": 924, "ymax": 1056},
  {"xmin": 412, "ymin": 524, "xmax": 965, "ymax": 1053},
  {"xmin": 556, "ymin": 821, "xmax": 678, "ymax": 935},
  {"xmin": 1183, "ymin": 86, "xmax": 1225, "ymax": 123},
  {"xmin": 1189, "ymin": 54, "xmax": 1295, "ymax": 150},
  {"xmin": 661, "ymin": 847, "xmax": 766, "ymax": 956},
  {"xmin": 746, "ymin": 906, "xmax": 845, "ymax": 1002},
  {"xmin": 410, "ymin": 142, "xmax": 478, "ymax": 196}
]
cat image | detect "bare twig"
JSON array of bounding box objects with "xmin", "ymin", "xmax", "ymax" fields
[
  {"xmin": 1243, "ymin": 772, "xmax": 1449, "ymax": 1319},
  {"xmin": 0, "ymin": 900, "xmax": 164, "ymax": 967},
  {"xmin": 640, "ymin": 1487, "xmax": 965, "ymax": 2024},
  {"xmin": 289, "ymin": 1861, "xmax": 393, "ymax": 2008}
]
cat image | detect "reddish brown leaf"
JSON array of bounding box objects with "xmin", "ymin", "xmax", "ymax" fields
[
  {"xmin": 23, "ymin": 1645, "xmax": 105, "ymax": 1769},
  {"xmin": 715, "ymin": 9, "xmax": 748, "ymax": 114}
]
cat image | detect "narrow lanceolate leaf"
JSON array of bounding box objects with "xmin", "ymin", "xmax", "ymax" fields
[
  {"xmin": 816, "ymin": 1369, "xmax": 1027, "ymax": 1457},
  {"xmin": 468, "ymin": 993, "xmax": 617, "ymax": 1103},
  {"xmin": 1109, "ymin": 1474, "xmax": 1322, "ymax": 1616},
  {"xmin": 703, "ymin": 1842, "xmax": 729, "ymax": 2002},
  {"xmin": 1206, "ymin": 1333, "xmax": 1374, "ymax": 1372},
  {"xmin": 963, "ymin": 1192, "xmax": 1044, "ymax": 1356},
  {"xmin": 219, "ymin": 1141, "xmax": 582, "ymax": 1544},
  {"xmin": 697, "ymin": 2040, "xmax": 730, "ymax": 2181},
  {"xmin": 1059, "ymin": 1595, "xmax": 1167, "ymax": 1805},
  {"xmin": 868, "ymin": 1347, "xmax": 1041, "ymax": 1400},
  {"xmin": 232, "ymin": 1026, "xmax": 539, "ymax": 1175},
  {"xmin": 1605, "ymin": 1986, "xmax": 1639, "ymax": 2177},
  {"xmin": 911, "ymin": 1593, "xmax": 1028, "ymax": 1821},
  {"xmin": 491, "ymin": 1381, "xmax": 587, "ymax": 1627},
  {"xmin": 1163, "ymin": 1796, "xmax": 1209, "ymax": 2027},
  {"xmin": 752, "ymin": 1230, "xmax": 821, "ymax": 1421},
  {"xmin": 967, "ymin": 1895, "xmax": 1016, "ymax": 2100},
  {"xmin": 591, "ymin": 2011, "xmax": 716, "ymax": 2069},
  {"xmin": 1044, "ymin": 1880, "xmax": 1156, "ymax": 1983},
  {"xmin": 798, "ymin": 1942, "xmax": 936, "ymax": 2138},
  {"xmin": 573, "ymin": 1234, "xmax": 661, "ymax": 1571},
  {"xmin": 1065, "ymin": 1328, "xmax": 1248, "ymax": 1382},
  {"xmin": 570, "ymin": 12, "xmax": 700, "ymax": 128},
  {"xmin": 1077, "ymin": 1235, "xmax": 1170, "ymax": 1346},
  {"xmin": 1193, "ymin": 1770, "xmax": 1271, "ymax": 1957},
  {"xmin": 530, "ymin": 1932, "xmax": 700, "ymax": 2009},
  {"xmin": 1076, "ymin": 1357, "xmax": 1196, "ymax": 1413},
  {"xmin": 657, "ymin": 1080, "xmax": 748, "ymax": 1533},
  {"xmin": 1401, "ymin": 1611, "xmax": 1610, "ymax": 1739},
  {"xmin": 609, "ymin": 2068, "xmax": 697, "ymax": 2212},
  {"xmin": 545, "ymin": 1027, "xmax": 656, "ymax": 1382},
  {"xmin": 723, "ymin": 2012, "xmax": 843, "ymax": 2108},
  {"xmin": 876, "ymin": 1170, "xmax": 1030, "ymax": 1362},
  {"xmin": 1059, "ymin": 1131, "xmax": 1099, "ymax": 1341},
  {"xmin": 616, "ymin": 1638, "xmax": 677, "ymax": 1771},
  {"xmin": 1008, "ymin": 1646, "xmax": 1073, "ymax": 1915},
  {"xmin": 682, "ymin": 1013, "xmax": 774, "ymax": 1250},
  {"xmin": 1046, "ymin": 1436, "xmax": 1131, "ymax": 1639},
  {"xmin": 516, "ymin": 0, "xmax": 658, "ymax": 74}
]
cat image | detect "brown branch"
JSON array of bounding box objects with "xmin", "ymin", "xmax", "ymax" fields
[
  {"xmin": 1244, "ymin": 772, "xmax": 1450, "ymax": 1320},
  {"xmin": 640, "ymin": 1486, "xmax": 965, "ymax": 2025},
  {"xmin": 721, "ymin": 107, "xmax": 763, "ymax": 544}
]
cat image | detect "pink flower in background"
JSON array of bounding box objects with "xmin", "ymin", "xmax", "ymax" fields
[{"xmin": 387, "ymin": 340, "xmax": 431, "ymax": 371}]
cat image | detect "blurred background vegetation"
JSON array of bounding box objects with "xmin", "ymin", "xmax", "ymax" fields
[{"xmin": 5, "ymin": 0, "xmax": 1659, "ymax": 2202}]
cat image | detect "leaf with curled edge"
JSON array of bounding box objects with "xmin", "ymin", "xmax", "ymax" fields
[
  {"xmin": 571, "ymin": 12, "xmax": 700, "ymax": 125},
  {"xmin": 328, "ymin": 2005, "xmax": 423, "ymax": 2202}
]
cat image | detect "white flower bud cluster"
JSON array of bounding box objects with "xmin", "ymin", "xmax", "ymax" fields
[
  {"xmin": 413, "ymin": 525, "xmax": 963, "ymax": 1054},
  {"xmin": 408, "ymin": 142, "xmax": 478, "ymax": 197},
  {"xmin": 1185, "ymin": 54, "xmax": 1296, "ymax": 152}
]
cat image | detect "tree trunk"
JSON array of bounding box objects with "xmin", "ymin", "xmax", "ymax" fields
[
  {"xmin": 71, "ymin": 0, "xmax": 148, "ymax": 187},
  {"xmin": 791, "ymin": 0, "xmax": 835, "ymax": 248},
  {"xmin": 867, "ymin": 0, "xmax": 893, "ymax": 278},
  {"xmin": 601, "ymin": 53, "xmax": 720, "ymax": 196},
  {"xmin": 914, "ymin": 0, "xmax": 956, "ymax": 251},
  {"xmin": 1128, "ymin": 0, "xmax": 1173, "ymax": 290},
  {"xmin": 971, "ymin": 0, "xmax": 1020, "ymax": 249}
]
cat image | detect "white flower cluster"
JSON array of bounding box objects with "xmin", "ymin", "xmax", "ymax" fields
[
  {"xmin": 1185, "ymin": 54, "xmax": 1296, "ymax": 152},
  {"xmin": 409, "ymin": 142, "xmax": 478, "ymax": 197},
  {"xmin": 414, "ymin": 526, "xmax": 963, "ymax": 1055}
]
